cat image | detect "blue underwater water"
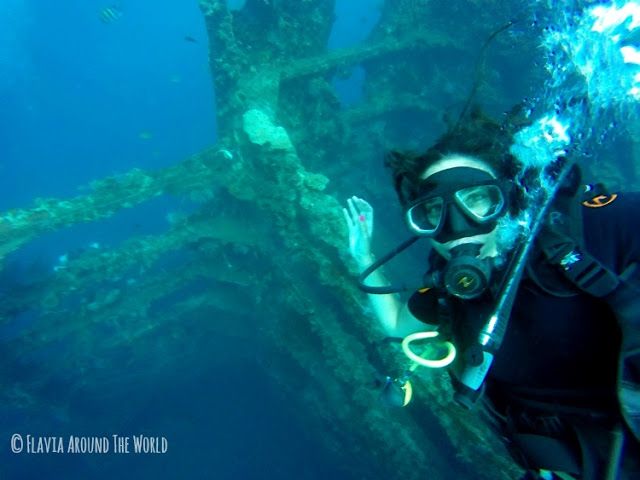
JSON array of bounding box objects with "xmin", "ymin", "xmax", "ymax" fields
[{"xmin": 1, "ymin": 0, "xmax": 639, "ymax": 479}]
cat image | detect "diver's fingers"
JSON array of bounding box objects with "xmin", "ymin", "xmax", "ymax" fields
[
  {"xmin": 347, "ymin": 196, "xmax": 360, "ymax": 221},
  {"xmin": 353, "ymin": 196, "xmax": 373, "ymax": 214},
  {"xmin": 351, "ymin": 196, "xmax": 371, "ymax": 218},
  {"xmin": 351, "ymin": 197, "xmax": 373, "ymax": 235},
  {"xmin": 342, "ymin": 207, "xmax": 354, "ymax": 229},
  {"xmin": 358, "ymin": 214, "xmax": 370, "ymax": 238}
]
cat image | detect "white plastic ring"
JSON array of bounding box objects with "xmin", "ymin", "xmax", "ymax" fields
[{"xmin": 401, "ymin": 331, "xmax": 456, "ymax": 369}]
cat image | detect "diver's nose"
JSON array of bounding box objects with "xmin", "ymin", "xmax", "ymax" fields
[{"xmin": 442, "ymin": 204, "xmax": 472, "ymax": 237}]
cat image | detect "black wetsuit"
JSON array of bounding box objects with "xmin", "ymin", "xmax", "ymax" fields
[{"xmin": 408, "ymin": 192, "xmax": 640, "ymax": 478}]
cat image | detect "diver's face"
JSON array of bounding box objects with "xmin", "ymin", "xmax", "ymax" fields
[{"xmin": 418, "ymin": 155, "xmax": 502, "ymax": 260}]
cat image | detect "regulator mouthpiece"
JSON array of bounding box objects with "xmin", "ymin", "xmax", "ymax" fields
[{"xmin": 443, "ymin": 244, "xmax": 492, "ymax": 299}]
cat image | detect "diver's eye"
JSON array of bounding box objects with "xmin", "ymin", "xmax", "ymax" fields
[
  {"xmin": 422, "ymin": 198, "xmax": 443, "ymax": 227},
  {"xmin": 465, "ymin": 192, "xmax": 491, "ymax": 215},
  {"xmin": 455, "ymin": 185, "xmax": 503, "ymax": 219},
  {"xmin": 407, "ymin": 196, "xmax": 444, "ymax": 233}
]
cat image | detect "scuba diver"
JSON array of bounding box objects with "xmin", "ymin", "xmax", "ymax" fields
[{"xmin": 342, "ymin": 110, "xmax": 640, "ymax": 479}]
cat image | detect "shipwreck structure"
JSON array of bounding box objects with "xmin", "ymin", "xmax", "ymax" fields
[{"xmin": 2, "ymin": 1, "xmax": 638, "ymax": 478}]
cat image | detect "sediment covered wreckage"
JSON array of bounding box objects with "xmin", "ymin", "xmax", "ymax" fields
[{"xmin": 4, "ymin": 1, "xmax": 637, "ymax": 478}]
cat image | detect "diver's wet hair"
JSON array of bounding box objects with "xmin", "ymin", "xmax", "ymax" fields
[{"xmin": 385, "ymin": 106, "xmax": 526, "ymax": 214}]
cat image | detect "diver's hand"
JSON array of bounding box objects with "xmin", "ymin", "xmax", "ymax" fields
[{"xmin": 342, "ymin": 196, "xmax": 374, "ymax": 268}]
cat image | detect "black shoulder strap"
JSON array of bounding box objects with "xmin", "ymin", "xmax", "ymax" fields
[
  {"xmin": 539, "ymin": 233, "xmax": 620, "ymax": 297},
  {"xmin": 536, "ymin": 187, "xmax": 621, "ymax": 298}
]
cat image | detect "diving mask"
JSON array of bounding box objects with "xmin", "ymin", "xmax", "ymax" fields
[{"xmin": 405, "ymin": 167, "xmax": 507, "ymax": 242}]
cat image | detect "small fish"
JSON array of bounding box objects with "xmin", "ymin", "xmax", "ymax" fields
[
  {"xmin": 99, "ymin": 5, "xmax": 123, "ymax": 24},
  {"xmin": 184, "ymin": 35, "xmax": 197, "ymax": 43},
  {"xmin": 138, "ymin": 131, "xmax": 153, "ymax": 140}
]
